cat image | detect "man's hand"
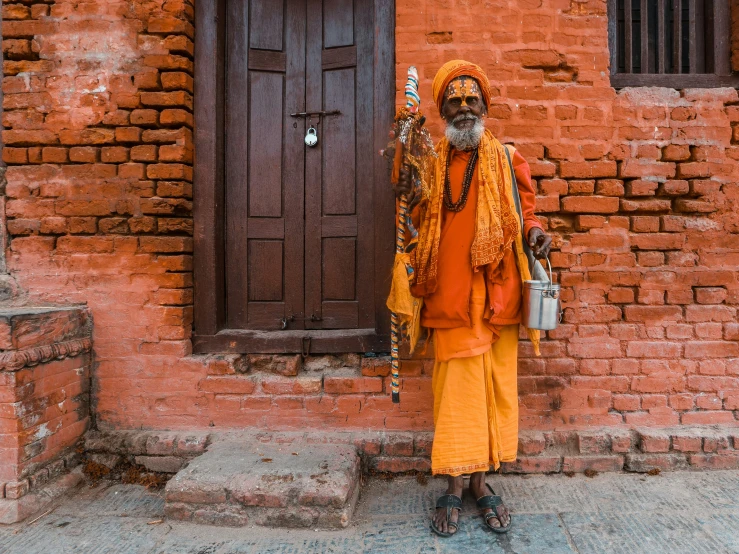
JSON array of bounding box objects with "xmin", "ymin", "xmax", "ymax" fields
[
  {"xmin": 384, "ymin": 137, "xmax": 419, "ymax": 209},
  {"xmin": 528, "ymin": 228, "xmax": 552, "ymax": 260}
]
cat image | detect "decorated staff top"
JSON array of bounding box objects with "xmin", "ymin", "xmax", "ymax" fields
[{"xmin": 404, "ymin": 66, "xmax": 420, "ymax": 112}]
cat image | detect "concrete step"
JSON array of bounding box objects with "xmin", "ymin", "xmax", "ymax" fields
[{"xmin": 164, "ymin": 438, "xmax": 361, "ymax": 528}]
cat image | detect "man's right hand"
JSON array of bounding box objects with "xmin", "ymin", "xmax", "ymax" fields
[
  {"xmin": 395, "ymin": 164, "xmax": 412, "ymax": 197},
  {"xmin": 395, "ymin": 164, "xmax": 421, "ymax": 210}
]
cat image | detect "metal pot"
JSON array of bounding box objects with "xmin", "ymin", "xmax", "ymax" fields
[{"xmin": 522, "ymin": 257, "xmax": 561, "ymax": 331}]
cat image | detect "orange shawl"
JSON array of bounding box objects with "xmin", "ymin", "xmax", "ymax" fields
[
  {"xmin": 411, "ymin": 130, "xmax": 518, "ymax": 294},
  {"xmin": 410, "ymin": 131, "xmax": 541, "ymax": 354}
]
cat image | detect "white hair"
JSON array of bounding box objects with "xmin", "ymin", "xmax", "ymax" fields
[{"xmin": 445, "ymin": 114, "xmax": 485, "ymax": 150}]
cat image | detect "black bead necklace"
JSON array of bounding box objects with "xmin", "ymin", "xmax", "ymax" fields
[{"xmin": 443, "ymin": 147, "xmax": 478, "ymax": 212}]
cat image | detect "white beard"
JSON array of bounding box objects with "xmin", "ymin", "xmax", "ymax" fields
[{"xmin": 445, "ymin": 114, "xmax": 485, "ymax": 150}]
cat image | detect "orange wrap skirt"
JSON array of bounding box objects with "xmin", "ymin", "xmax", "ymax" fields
[{"xmin": 430, "ymin": 324, "xmax": 519, "ymax": 475}]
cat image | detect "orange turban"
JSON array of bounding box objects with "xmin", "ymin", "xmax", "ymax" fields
[{"xmin": 431, "ymin": 60, "xmax": 492, "ymax": 113}]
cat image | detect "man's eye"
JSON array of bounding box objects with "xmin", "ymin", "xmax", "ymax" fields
[
  {"xmin": 466, "ymin": 97, "xmax": 478, "ymax": 105},
  {"xmin": 448, "ymin": 98, "xmax": 461, "ymax": 107}
]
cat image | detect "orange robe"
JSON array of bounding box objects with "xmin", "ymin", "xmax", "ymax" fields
[
  {"xmin": 420, "ymin": 147, "xmax": 543, "ymax": 355},
  {"xmin": 411, "ymin": 147, "xmax": 542, "ymax": 476}
]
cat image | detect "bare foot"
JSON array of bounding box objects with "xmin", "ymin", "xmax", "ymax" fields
[
  {"xmin": 432, "ymin": 475, "xmax": 463, "ymax": 535},
  {"xmin": 469, "ymin": 471, "xmax": 511, "ymax": 530}
]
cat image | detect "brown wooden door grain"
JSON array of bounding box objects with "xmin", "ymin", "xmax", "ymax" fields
[
  {"xmin": 304, "ymin": 0, "xmax": 375, "ymax": 330},
  {"xmin": 225, "ymin": 0, "xmax": 305, "ymax": 331},
  {"xmin": 222, "ymin": 0, "xmax": 386, "ymax": 334}
]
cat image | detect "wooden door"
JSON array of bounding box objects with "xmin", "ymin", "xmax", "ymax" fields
[{"xmin": 215, "ymin": 0, "xmax": 391, "ymax": 339}]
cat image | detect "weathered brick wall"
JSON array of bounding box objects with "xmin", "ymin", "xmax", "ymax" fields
[
  {"xmin": 0, "ymin": 307, "xmax": 90, "ymax": 501},
  {"xmin": 2, "ymin": 0, "xmax": 200, "ymax": 429},
  {"xmin": 1, "ymin": 0, "xmax": 737, "ymax": 437}
]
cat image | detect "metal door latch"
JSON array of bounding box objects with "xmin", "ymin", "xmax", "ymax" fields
[{"xmin": 290, "ymin": 110, "xmax": 341, "ymax": 119}]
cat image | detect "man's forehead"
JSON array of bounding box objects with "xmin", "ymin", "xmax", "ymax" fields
[{"xmin": 444, "ymin": 76, "xmax": 481, "ymax": 97}]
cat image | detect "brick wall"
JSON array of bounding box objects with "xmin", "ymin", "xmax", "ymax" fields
[
  {"xmin": 1, "ymin": 0, "xmax": 738, "ymax": 437},
  {"xmin": 0, "ymin": 306, "xmax": 90, "ymax": 502},
  {"xmin": 2, "ymin": 0, "xmax": 200, "ymax": 429}
]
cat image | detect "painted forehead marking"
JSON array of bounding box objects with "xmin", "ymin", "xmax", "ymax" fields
[{"xmin": 445, "ymin": 76, "xmax": 481, "ymax": 98}]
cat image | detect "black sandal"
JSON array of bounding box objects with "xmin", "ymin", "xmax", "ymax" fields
[
  {"xmin": 430, "ymin": 494, "xmax": 462, "ymax": 537},
  {"xmin": 476, "ymin": 483, "xmax": 512, "ymax": 534}
]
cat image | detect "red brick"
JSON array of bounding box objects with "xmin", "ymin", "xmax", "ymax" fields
[
  {"xmin": 695, "ymin": 288, "xmax": 727, "ymax": 305},
  {"xmin": 681, "ymin": 411, "xmax": 737, "ymax": 424},
  {"xmin": 624, "ymin": 454, "xmax": 688, "ymax": 472},
  {"xmin": 502, "ymin": 457, "xmax": 562, "ymax": 474},
  {"xmin": 688, "ymin": 453, "xmax": 739, "ymax": 470},
  {"xmin": 260, "ymin": 376, "xmax": 322, "ymax": 395},
  {"xmin": 371, "ymin": 457, "xmax": 430, "ymax": 473},
  {"xmin": 625, "ymin": 180, "xmax": 658, "ymax": 196},
  {"xmin": 161, "ymin": 72, "xmax": 194, "ymax": 91},
  {"xmin": 518, "ymin": 432, "xmax": 546, "ymax": 455},
  {"xmin": 140, "ymin": 91, "xmax": 193, "ymax": 109},
  {"xmin": 131, "ymin": 145, "xmax": 158, "ymax": 162},
  {"xmin": 324, "ymin": 374, "xmax": 383, "ymax": 394},
  {"xmin": 58, "ymin": 129, "xmax": 115, "ymax": 145},
  {"xmin": 130, "ymin": 109, "xmax": 159, "ymax": 126},
  {"xmin": 361, "ymin": 357, "xmax": 391, "ymax": 377},
  {"xmin": 198, "ymin": 377, "xmax": 256, "ymax": 395},
  {"xmin": 562, "ymin": 456, "xmax": 624, "ymax": 473},
  {"xmin": 101, "ymin": 147, "xmax": 128, "ymax": 163},
  {"xmin": 639, "ymin": 431, "xmax": 670, "ymax": 453},
  {"xmin": 5, "ymin": 480, "xmax": 29, "ymax": 500},
  {"xmin": 561, "ymin": 196, "xmax": 620, "ymax": 214},
  {"xmin": 383, "ymin": 434, "xmax": 414, "ymax": 456},
  {"xmin": 662, "ymin": 145, "xmax": 691, "ymax": 161},
  {"xmin": 577, "ymin": 431, "xmax": 610, "ymax": 454},
  {"xmin": 661, "ymin": 180, "xmax": 689, "ymax": 195},
  {"xmin": 624, "ymin": 306, "xmax": 682, "ymax": 323},
  {"xmin": 161, "ymin": 109, "xmax": 194, "ymax": 127}
]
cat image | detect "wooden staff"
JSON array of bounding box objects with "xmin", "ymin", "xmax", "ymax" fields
[{"xmin": 388, "ymin": 66, "xmax": 422, "ymax": 404}]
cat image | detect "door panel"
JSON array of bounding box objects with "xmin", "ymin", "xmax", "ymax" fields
[
  {"xmin": 322, "ymin": 68, "xmax": 356, "ymax": 216},
  {"xmin": 225, "ymin": 0, "xmax": 305, "ymax": 330},
  {"xmin": 323, "ymin": 238, "xmax": 356, "ymax": 300},
  {"xmin": 249, "ymin": 0, "xmax": 284, "ymax": 50},
  {"xmin": 248, "ymin": 72, "xmax": 283, "ymax": 217},
  {"xmin": 248, "ymin": 241, "xmax": 283, "ymax": 301},
  {"xmin": 323, "ymin": 0, "xmax": 354, "ymax": 48},
  {"xmin": 303, "ymin": 0, "xmax": 375, "ymax": 330}
]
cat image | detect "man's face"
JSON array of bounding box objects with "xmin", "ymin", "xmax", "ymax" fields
[{"xmin": 441, "ymin": 76, "xmax": 486, "ymax": 127}]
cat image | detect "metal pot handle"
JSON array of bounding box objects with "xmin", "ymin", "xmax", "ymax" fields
[{"xmin": 546, "ymin": 255, "xmax": 553, "ymax": 290}]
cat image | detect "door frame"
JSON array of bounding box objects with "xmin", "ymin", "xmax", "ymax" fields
[{"xmin": 192, "ymin": 0, "xmax": 395, "ymax": 354}]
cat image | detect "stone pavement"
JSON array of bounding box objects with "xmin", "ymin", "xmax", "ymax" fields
[{"xmin": 1, "ymin": 470, "xmax": 738, "ymax": 553}]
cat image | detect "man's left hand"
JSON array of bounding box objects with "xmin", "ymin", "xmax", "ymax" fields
[{"xmin": 528, "ymin": 228, "xmax": 552, "ymax": 260}]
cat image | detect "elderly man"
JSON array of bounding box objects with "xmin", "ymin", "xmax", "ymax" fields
[{"xmin": 394, "ymin": 60, "xmax": 552, "ymax": 536}]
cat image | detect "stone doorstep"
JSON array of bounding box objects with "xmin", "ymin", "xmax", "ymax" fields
[
  {"xmin": 0, "ymin": 466, "xmax": 85, "ymax": 525},
  {"xmin": 164, "ymin": 439, "xmax": 361, "ymax": 529}
]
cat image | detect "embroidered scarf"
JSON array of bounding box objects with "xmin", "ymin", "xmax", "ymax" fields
[
  {"xmin": 410, "ymin": 131, "xmax": 541, "ymax": 354},
  {"xmin": 411, "ymin": 129, "xmax": 519, "ymax": 293}
]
